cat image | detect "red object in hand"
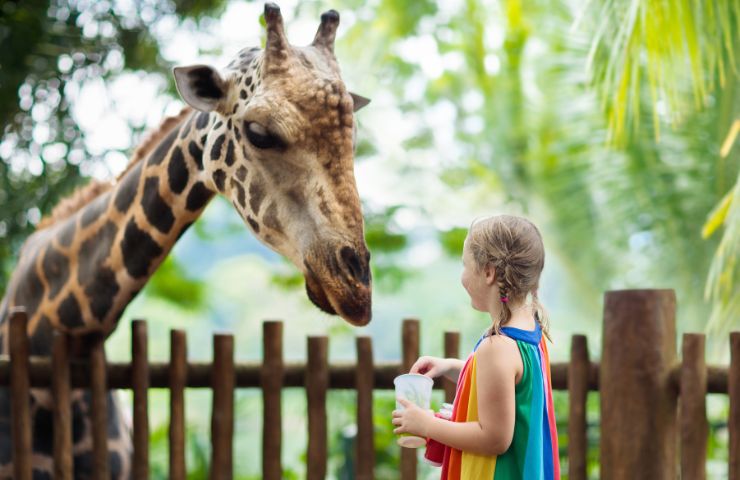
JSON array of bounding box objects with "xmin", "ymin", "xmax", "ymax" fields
[{"xmin": 423, "ymin": 412, "xmax": 450, "ymax": 467}]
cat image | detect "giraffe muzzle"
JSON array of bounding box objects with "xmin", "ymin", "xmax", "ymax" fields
[{"xmin": 303, "ymin": 246, "xmax": 372, "ymax": 326}]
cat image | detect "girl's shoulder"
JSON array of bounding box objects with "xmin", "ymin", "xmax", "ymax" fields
[{"xmin": 475, "ymin": 334, "xmax": 520, "ymax": 366}]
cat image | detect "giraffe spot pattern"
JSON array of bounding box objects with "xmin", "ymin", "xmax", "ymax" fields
[
  {"xmin": 195, "ymin": 112, "xmax": 210, "ymax": 130},
  {"xmin": 147, "ymin": 128, "xmax": 178, "ymax": 166},
  {"xmin": 29, "ymin": 315, "xmax": 53, "ymax": 356},
  {"xmin": 212, "ymin": 169, "xmax": 226, "ymax": 192},
  {"xmin": 58, "ymin": 220, "xmax": 76, "ymax": 247},
  {"xmin": 188, "ymin": 141, "xmax": 204, "ymax": 170},
  {"xmin": 142, "ymin": 177, "xmax": 175, "ymax": 234},
  {"xmin": 121, "ymin": 219, "xmax": 163, "ymax": 279},
  {"xmin": 42, "ymin": 246, "xmax": 69, "ymax": 300},
  {"xmin": 77, "ymin": 221, "xmax": 118, "ymax": 287},
  {"xmin": 32, "ymin": 407, "xmax": 54, "ymax": 456},
  {"xmin": 185, "ymin": 181, "xmax": 213, "ymax": 212},
  {"xmin": 85, "ymin": 267, "xmax": 120, "ymax": 323},
  {"xmin": 236, "ymin": 166, "xmax": 248, "ymax": 182},
  {"xmin": 225, "ymin": 140, "xmax": 235, "ymax": 166},
  {"xmin": 114, "ymin": 162, "xmax": 142, "ymax": 213},
  {"xmin": 210, "ymin": 134, "xmax": 225, "ymax": 161},
  {"xmin": 249, "ymin": 181, "xmax": 265, "ymax": 215},
  {"xmin": 263, "ymin": 202, "xmax": 283, "ymax": 234},
  {"xmin": 81, "ymin": 192, "xmax": 110, "ymax": 228},
  {"xmin": 168, "ymin": 147, "xmax": 189, "ymax": 195},
  {"xmin": 231, "ymin": 179, "xmax": 246, "ymax": 209},
  {"xmin": 13, "ymin": 257, "xmax": 43, "ymax": 319},
  {"xmin": 247, "ymin": 217, "xmax": 260, "ymax": 233},
  {"xmin": 58, "ymin": 293, "xmax": 84, "ymax": 329},
  {"xmin": 240, "ymin": 89, "xmax": 247, "ymax": 99},
  {"xmin": 32, "ymin": 470, "xmax": 52, "ymax": 480},
  {"xmin": 179, "ymin": 116, "xmax": 193, "ymax": 139}
]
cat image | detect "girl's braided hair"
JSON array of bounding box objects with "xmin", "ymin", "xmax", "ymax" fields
[{"xmin": 466, "ymin": 214, "xmax": 550, "ymax": 339}]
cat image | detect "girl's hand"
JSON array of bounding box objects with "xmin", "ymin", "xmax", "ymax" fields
[
  {"xmin": 410, "ymin": 356, "xmax": 450, "ymax": 378},
  {"xmin": 392, "ymin": 398, "xmax": 435, "ymax": 437}
]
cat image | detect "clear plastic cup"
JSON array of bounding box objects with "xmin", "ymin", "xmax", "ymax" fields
[{"xmin": 393, "ymin": 373, "xmax": 434, "ymax": 448}]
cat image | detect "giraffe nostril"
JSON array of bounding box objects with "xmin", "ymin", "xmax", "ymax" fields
[{"xmin": 340, "ymin": 246, "xmax": 369, "ymax": 286}]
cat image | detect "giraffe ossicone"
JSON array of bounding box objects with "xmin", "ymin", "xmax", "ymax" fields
[{"xmin": 0, "ymin": 3, "xmax": 372, "ymax": 477}]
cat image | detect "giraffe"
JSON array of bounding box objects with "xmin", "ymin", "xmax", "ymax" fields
[{"xmin": 0, "ymin": 4, "xmax": 372, "ymax": 477}]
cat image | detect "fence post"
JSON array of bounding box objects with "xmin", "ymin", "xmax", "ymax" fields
[
  {"xmin": 131, "ymin": 320, "xmax": 149, "ymax": 479},
  {"xmin": 600, "ymin": 289, "xmax": 677, "ymax": 479},
  {"xmin": 306, "ymin": 336, "xmax": 329, "ymax": 480},
  {"xmin": 9, "ymin": 308, "xmax": 32, "ymax": 480},
  {"xmin": 443, "ymin": 332, "xmax": 459, "ymax": 403},
  {"xmin": 88, "ymin": 334, "xmax": 110, "ymax": 479},
  {"xmin": 680, "ymin": 333, "xmax": 707, "ymax": 480},
  {"xmin": 401, "ymin": 319, "xmax": 420, "ymax": 480},
  {"xmin": 568, "ymin": 335, "xmax": 589, "ymax": 480},
  {"xmin": 356, "ymin": 336, "xmax": 375, "ymax": 480},
  {"xmin": 262, "ymin": 321, "xmax": 284, "ymax": 480},
  {"xmin": 169, "ymin": 330, "xmax": 187, "ymax": 480},
  {"xmin": 730, "ymin": 332, "xmax": 740, "ymax": 480},
  {"xmin": 51, "ymin": 331, "xmax": 72, "ymax": 480},
  {"xmin": 210, "ymin": 334, "xmax": 235, "ymax": 480}
]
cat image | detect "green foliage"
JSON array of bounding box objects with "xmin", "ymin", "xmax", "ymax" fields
[
  {"xmin": 146, "ymin": 256, "xmax": 205, "ymax": 310},
  {"xmin": 439, "ymin": 227, "xmax": 468, "ymax": 258}
]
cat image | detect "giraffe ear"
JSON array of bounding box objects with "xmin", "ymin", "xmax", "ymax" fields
[
  {"xmin": 350, "ymin": 92, "xmax": 371, "ymax": 112},
  {"xmin": 173, "ymin": 65, "xmax": 227, "ymax": 112}
]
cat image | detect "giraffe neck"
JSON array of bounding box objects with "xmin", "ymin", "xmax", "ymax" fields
[{"xmin": 1, "ymin": 110, "xmax": 216, "ymax": 344}]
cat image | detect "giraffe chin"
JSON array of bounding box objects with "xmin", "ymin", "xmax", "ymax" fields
[{"xmin": 304, "ymin": 275, "xmax": 372, "ymax": 326}]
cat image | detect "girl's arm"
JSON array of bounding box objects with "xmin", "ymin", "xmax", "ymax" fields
[
  {"xmin": 441, "ymin": 358, "xmax": 465, "ymax": 382},
  {"xmin": 394, "ymin": 335, "xmax": 519, "ymax": 456},
  {"xmin": 410, "ymin": 357, "xmax": 465, "ymax": 383}
]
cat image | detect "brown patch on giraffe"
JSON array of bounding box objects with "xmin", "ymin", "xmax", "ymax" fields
[
  {"xmin": 230, "ymin": 178, "xmax": 246, "ymax": 209},
  {"xmin": 235, "ymin": 165, "xmax": 248, "ymax": 182},
  {"xmin": 248, "ymin": 180, "xmax": 265, "ymax": 214},
  {"xmin": 263, "ymin": 202, "xmax": 283, "ymax": 234},
  {"xmin": 41, "ymin": 245, "xmax": 69, "ymax": 300},
  {"xmin": 35, "ymin": 107, "xmax": 193, "ymax": 231}
]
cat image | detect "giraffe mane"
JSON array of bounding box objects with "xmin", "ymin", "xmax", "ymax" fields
[{"xmin": 36, "ymin": 106, "xmax": 194, "ymax": 231}]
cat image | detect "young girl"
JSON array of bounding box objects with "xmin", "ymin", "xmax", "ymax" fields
[{"xmin": 392, "ymin": 214, "xmax": 560, "ymax": 479}]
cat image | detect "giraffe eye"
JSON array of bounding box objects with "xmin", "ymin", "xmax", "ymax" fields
[{"xmin": 244, "ymin": 122, "xmax": 283, "ymax": 149}]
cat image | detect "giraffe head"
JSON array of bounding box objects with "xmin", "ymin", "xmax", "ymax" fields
[{"xmin": 173, "ymin": 3, "xmax": 372, "ymax": 325}]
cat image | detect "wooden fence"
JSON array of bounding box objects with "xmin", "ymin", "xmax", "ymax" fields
[{"xmin": 1, "ymin": 289, "xmax": 739, "ymax": 479}]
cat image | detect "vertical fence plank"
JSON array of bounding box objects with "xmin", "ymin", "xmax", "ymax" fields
[
  {"xmin": 169, "ymin": 330, "xmax": 187, "ymax": 480},
  {"xmin": 568, "ymin": 335, "xmax": 589, "ymax": 480},
  {"xmin": 210, "ymin": 334, "xmax": 235, "ymax": 480},
  {"xmin": 401, "ymin": 319, "xmax": 420, "ymax": 480},
  {"xmin": 131, "ymin": 320, "xmax": 149, "ymax": 479},
  {"xmin": 306, "ymin": 336, "xmax": 329, "ymax": 480},
  {"xmin": 9, "ymin": 309, "xmax": 31, "ymax": 480},
  {"xmin": 443, "ymin": 332, "xmax": 459, "ymax": 403},
  {"xmin": 51, "ymin": 331, "xmax": 72, "ymax": 480},
  {"xmin": 261, "ymin": 321, "xmax": 283, "ymax": 480},
  {"xmin": 680, "ymin": 334, "xmax": 707, "ymax": 480},
  {"xmin": 89, "ymin": 335, "xmax": 110, "ymax": 479},
  {"xmin": 730, "ymin": 332, "xmax": 740, "ymax": 480},
  {"xmin": 356, "ymin": 336, "xmax": 375, "ymax": 480},
  {"xmin": 600, "ymin": 289, "xmax": 677, "ymax": 480}
]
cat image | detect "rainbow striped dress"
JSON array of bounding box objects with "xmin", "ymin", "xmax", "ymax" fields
[{"xmin": 440, "ymin": 323, "xmax": 560, "ymax": 479}]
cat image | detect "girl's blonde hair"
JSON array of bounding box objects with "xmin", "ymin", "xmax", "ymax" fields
[{"xmin": 466, "ymin": 214, "xmax": 550, "ymax": 339}]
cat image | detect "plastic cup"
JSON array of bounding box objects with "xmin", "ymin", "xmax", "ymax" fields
[{"xmin": 393, "ymin": 373, "xmax": 434, "ymax": 448}]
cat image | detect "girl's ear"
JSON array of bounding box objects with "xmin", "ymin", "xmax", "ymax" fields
[
  {"xmin": 484, "ymin": 264, "xmax": 496, "ymax": 286},
  {"xmin": 173, "ymin": 65, "xmax": 227, "ymax": 112}
]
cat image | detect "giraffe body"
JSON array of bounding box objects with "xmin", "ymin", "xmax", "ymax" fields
[{"xmin": 0, "ymin": 4, "xmax": 371, "ymax": 477}]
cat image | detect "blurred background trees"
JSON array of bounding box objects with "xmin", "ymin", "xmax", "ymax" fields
[{"xmin": 1, "ymin": 0, "xmax": 739, "ymax": 477}]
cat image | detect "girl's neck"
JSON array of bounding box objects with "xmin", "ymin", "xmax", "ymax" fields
[{"xmin": 493, "ymin": 303, "xmax": 537, "ymax": 331}]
